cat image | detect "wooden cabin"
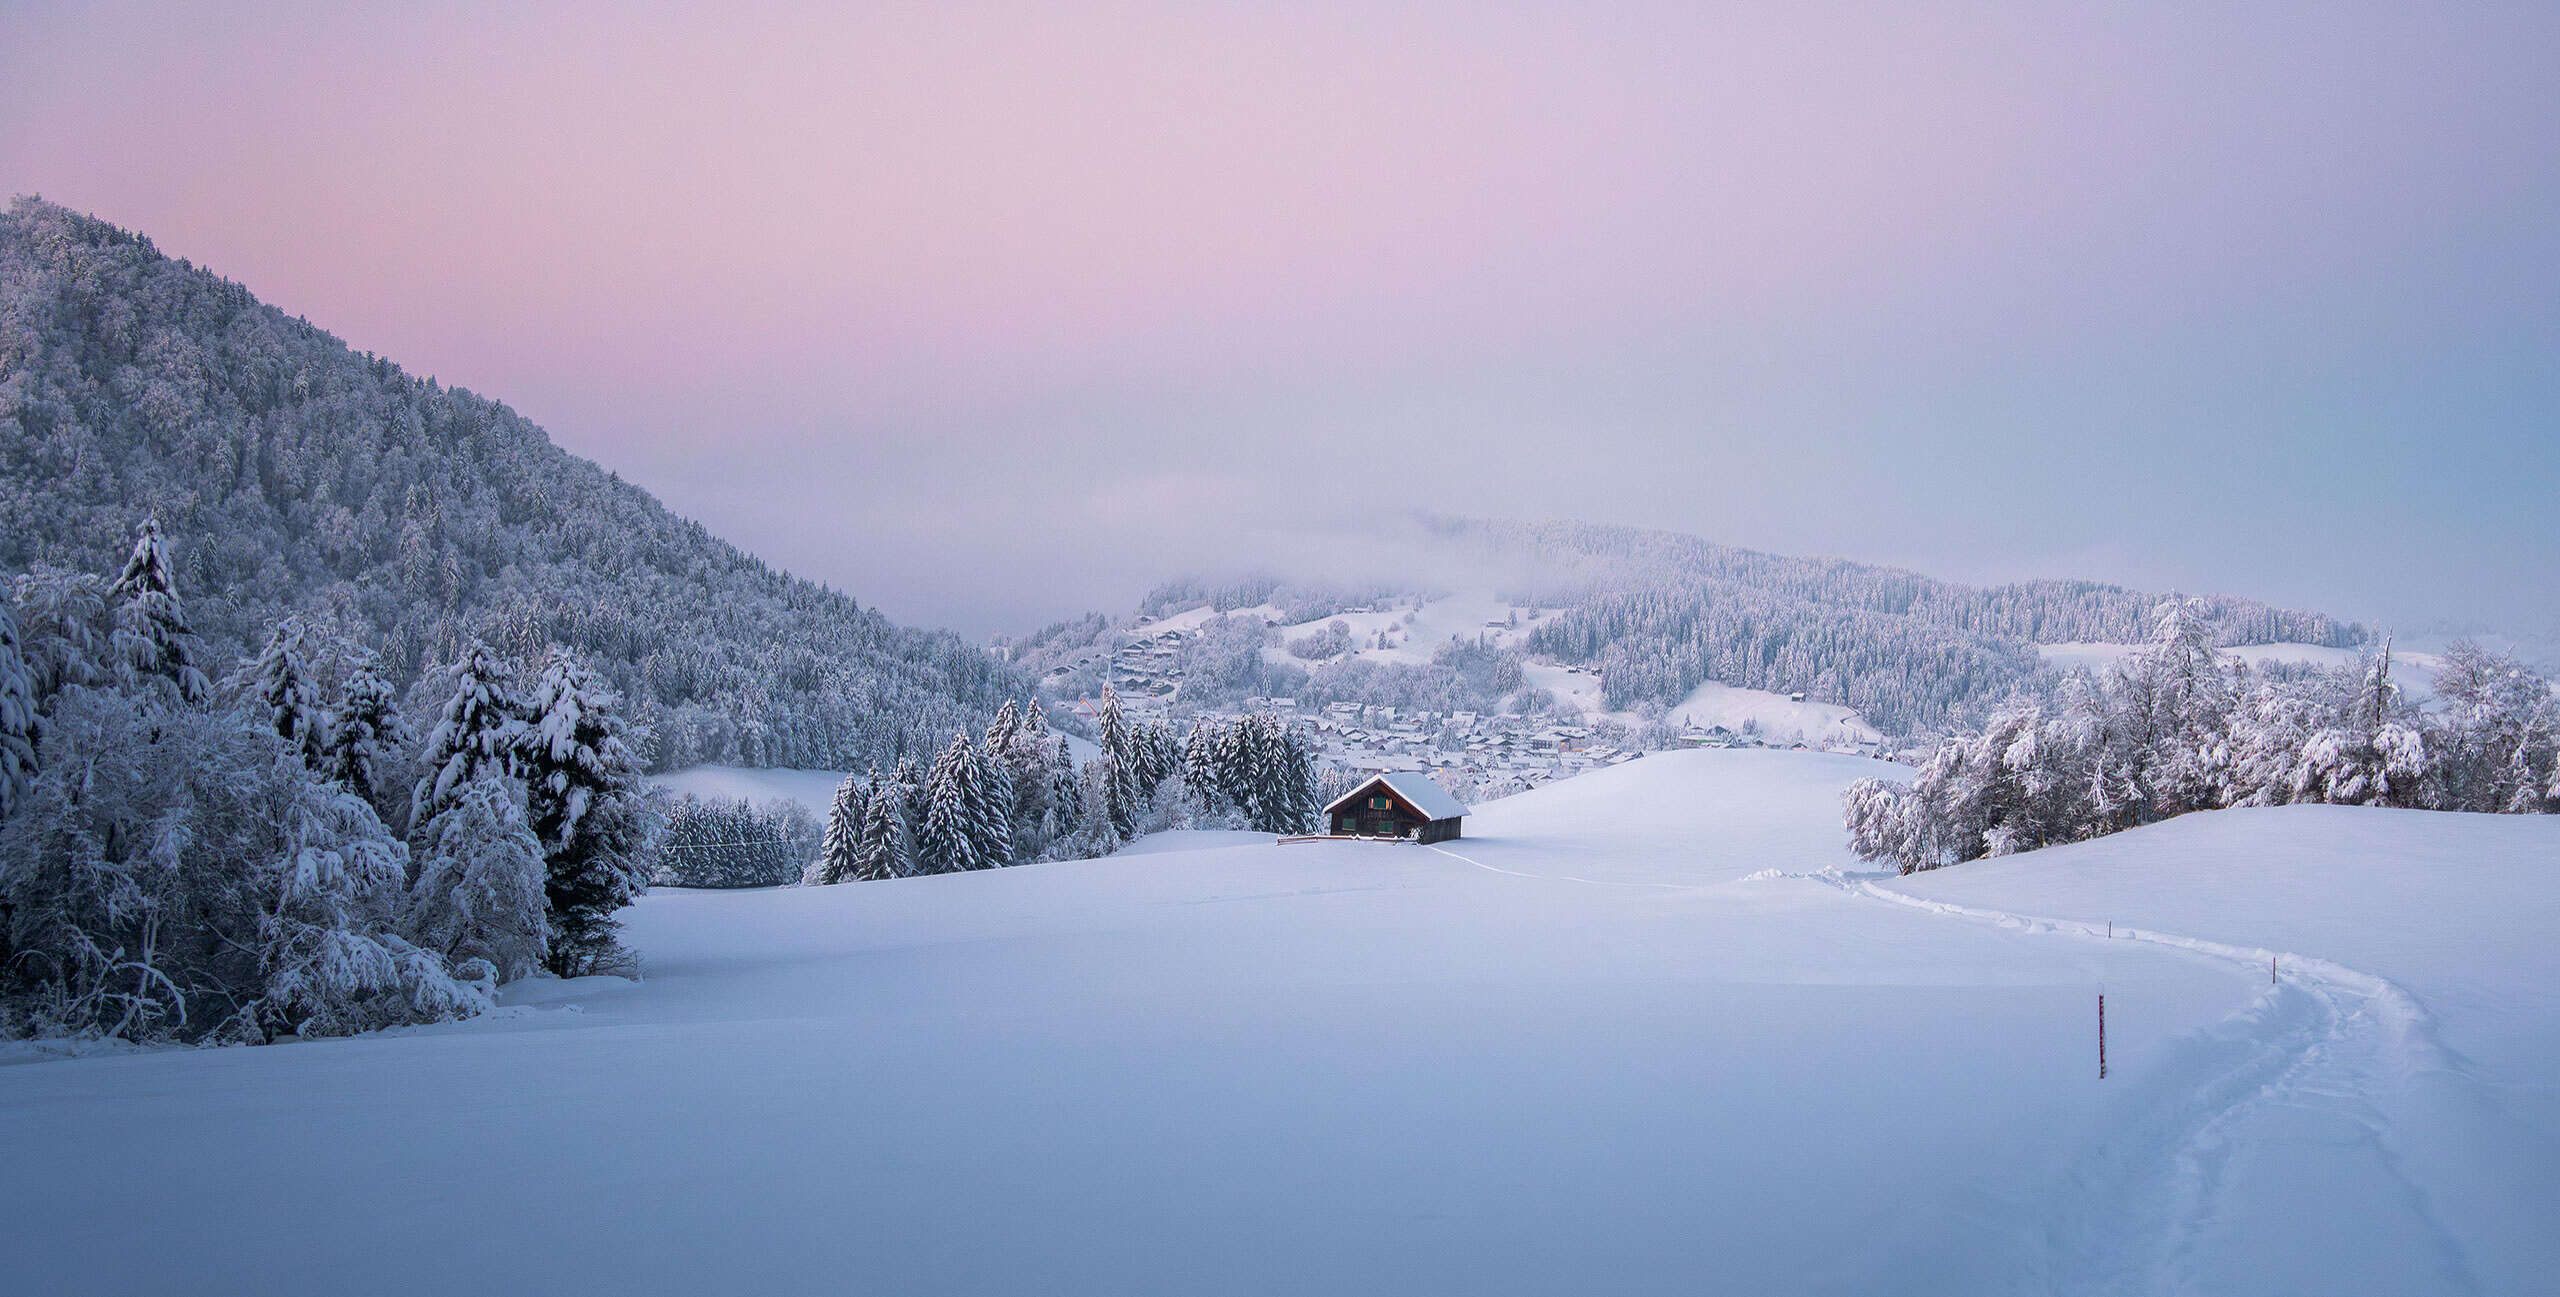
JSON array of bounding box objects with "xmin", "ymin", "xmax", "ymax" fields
[{"xmin": 1323, "ymin": 772, "xmax": 1469, "ymax": 844}]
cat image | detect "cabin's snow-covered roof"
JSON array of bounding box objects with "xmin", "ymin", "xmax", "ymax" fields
[{"xmin": 1325, "ymin": 771, "xmax": 1469, "ymax": 822}]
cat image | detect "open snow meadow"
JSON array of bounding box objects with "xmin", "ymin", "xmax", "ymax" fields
[{"xmin": 3, "ymin": 749, "xmax": 2549, "ymax": 1296}]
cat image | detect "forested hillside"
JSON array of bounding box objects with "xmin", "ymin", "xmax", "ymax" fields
[
  {"xmin": 0, "ymin": 197, "xmax": 1021, "ymax": 769},
  {"xmin": 1476, "ymin": 515, "xmax": 2364, "ymax": 733},
  {"xmin": 1015, "ymin": 516, "xmax": 2369, "ymax": 737}
]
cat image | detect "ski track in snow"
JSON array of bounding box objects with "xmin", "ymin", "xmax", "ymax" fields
[
  {"xmin": 1417, "ymin": 840, "xmax": 2493, "ymax": 1295},
  {"xmin": 1817, "ymin": 868, "xmax": 2487, "ymax": 1297}
]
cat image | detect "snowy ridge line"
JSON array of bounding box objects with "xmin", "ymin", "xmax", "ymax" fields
[
  {"xmin": 1799, "ymin": 866, "xmax": 2489, "ymax": 1297},
  {"xmin": 1421, "ymin": 844, "xmax": 1703, "ymax": 892}
]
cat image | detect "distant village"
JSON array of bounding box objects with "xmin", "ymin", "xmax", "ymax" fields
[{"xmin": 1036, "ymin": 605, "xmax": 1892, "ymax": 796}]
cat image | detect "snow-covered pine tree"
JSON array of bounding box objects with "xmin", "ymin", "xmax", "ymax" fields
[
  {"xmin": 991, "ymin": 699, "xmax": 1061, "ymax": 861},
  {"xmin": 322, "ymin": 656, "xmax": 410, "ymax": 815},
  {"xmin": 969, "ymin": 731, "xmax": 1016, "ymax": 867},
  {"xmin": 985, "ymin": 700, "xmax": 1022, "ymax": 761},
  {"xmin": 854, "ymin": 768, "xmax": 907, "ymax": 879},
  {"xmin": 1140, "ymin": 721, "xmax": 1181, "ymax": 790},
  {"xmin": 1042, "ymin": 736, "xmax": 1081, "ymax": 852},
  {"xmin": 1182, "ymin": 720, "xmax": 1222, "ymax": 817},
  {"xmin": 406, "ymin": 776, "xmax": 550, "ymax": 983},
  {"xmin": 1097, "ymin": 688, "xmax": 1143, "ymax": 842},
  {"xmin": 809, "ymin": 771, "xmax": 866, "ymax": 885},
  {"xmin": 916, "ymin": 732, "xmax": 983, "ymax": 874},
  {"xmin": 512, "ymin": 649, "xmax": 657, "ymax": 976},
  {"xmin": 105, "ymin": 517, "xmax": 208, "ymax": 704},
  {"xmin": 412, "ymin": 640, "xmax": 524, "ymax": 829},
  {"xmin": 8, "ymin": 566, "xmax": 108, "ymax": 707},
  {"xmin": 0, "ymin": 604, "xmax": 35, "ymax": 823},
  {"xmin": 1249, "ymin": 715, "xmax": 1302, "ymax": 833},
  {"xmin": 891, "ymin": 756, "xmax": 924, "ymax": 870},
  {"xmin": 1274, "ymin": 721, "xmax": 1322, "ymax": 833},
  {"xmin": 234, "ymin": 616, "xmax": 328, "ymax": 772}
]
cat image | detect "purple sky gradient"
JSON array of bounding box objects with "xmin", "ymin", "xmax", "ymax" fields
[{"xmin": 6, "ymin": 2, "xmax": 2555, "ymax": 641}]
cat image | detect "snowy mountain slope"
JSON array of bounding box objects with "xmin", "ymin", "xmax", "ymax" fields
[
  {"xmin": 0, "ymin": 198, "xmax": 1025, "ymax": 771},
  {"xmin": 0, "ymin": 751, "xmax": 2546, "ymax": 1295}
]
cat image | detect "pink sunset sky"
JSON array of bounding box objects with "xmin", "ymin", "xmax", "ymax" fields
[{"xmin": 5, "ymin": 1, "xmax": 2555, "ymax": 638}]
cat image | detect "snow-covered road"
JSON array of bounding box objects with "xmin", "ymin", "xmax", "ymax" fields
[{"xmin": 1, "ymin": 752, "xmax": 2549, "ymax": 1296}]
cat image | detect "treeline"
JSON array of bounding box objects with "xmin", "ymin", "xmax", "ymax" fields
[
  {"xmin": 0, "ymin": 523, "xmax": 663, "ymax": 1044},
  {"xmin": 1843, "ymin": 602, "xmax": 2559, "ymax": 874},
  {"xmin": 0, "ymin": 197, "xmax": 1024, "ymax": 773},
  {"xmin": 657, "ymin": 798, "xmax": 823, "ymax": 889},
  {"xmin": 802, "ymin": 690, "xmax": 1327, "ymax": 884},
  {"xmin": 1498, "ymin": 512, "xmax": 2370, "ymax": 736}
]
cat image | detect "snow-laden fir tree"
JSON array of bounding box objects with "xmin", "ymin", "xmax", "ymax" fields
[
  {"xmin": 1181, "ymin": 721, "xmax": 1222, "ymax": 816},
  {"xmin": 405, "ymin": 776, "xmax": 549, "ymax": 984},
  {"xmin": 106, "ymin": 517, "xmax": 209, "ymax": 704},
  {"xmin": 807, "ymin": 771, "xmax": 868, "ymax": 885},
  {"xmin": 513, "ymin": 649, "xmax": 657, "ymax": 976},
  {"xmin": 1043, "ymin": 738, "xmax": 1081, "ymax": 852},
  {"xmin": 233, "ymin": 616, "xmax": 328, "ymax": 772},
  {"xmin": 323, "ymin": 655, "xmax": 410, "ymax": 815},
  {"xmin": 412, "ymin": 639, "xmax": 523, "ymax": 829},
  {"xmin": 968, "ymin": 730, "xmax": 1016, "ymax": 868},
  {"xmin": 988, "ymin": 699, "xmax": 1065, "ymax": 860},
  {"xmin": 854, "ymin": 768, "xmax": 909, "ymax": 880},
  {"xmin": 0, "ymin": 604, "xmax": 35, "ymax": 823},
  {"xmin": 916, "ymin": 732, "xmax": 986, "ymax": 874},
  {"xmin": 8, "ymin": 566, "xmax": 108, "ymax": 706},
  {"xmin": 1096, "ymin": 687, "xmax": 1143, "ymax": 842},
  {"xmin": 890, "ymin": 756, "xmax": 924, "ymax": 863}
]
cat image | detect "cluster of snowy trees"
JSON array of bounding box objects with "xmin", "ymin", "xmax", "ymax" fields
[
  {"xmin": 803, "ymin": 699, "xmax": 1082, "ymax": 883},
  {"xmin": 1176, "ymin": 711, "xmax": 1326, "ymax": 835},
  {"xmin": 802, "ymin": 690, "xmax": 1331, "ymax": 885},
  {"xmin": 0, "ymin": 522, "xmax": 663, "ymax": 1043},
  {"xmin": 0, "ymin": 197, "xmax": 1025, "ymax": 775},
  {"xmin": 1843, "ymin": 602, "xmax": 2559, "ymax": 874},
  {"xmin": 658, "ymin": 797, "xmax": 822, "ymax": 889}
]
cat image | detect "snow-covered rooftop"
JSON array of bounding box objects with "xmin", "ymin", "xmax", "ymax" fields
[{"xmin": 1326, "ymin": 771, "xmax": 1469, "ymax": 822}]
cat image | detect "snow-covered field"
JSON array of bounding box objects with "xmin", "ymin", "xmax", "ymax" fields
[
  {"xmin": 4, "ymin": 751, "xmax": 2551, "ymax": 1295},
  {"xmin": 1666, "ymin": 679, "xmax": 1881, "ymax": 746},
  {"xmin": 647, "ymin": 763, "xmax": 850, "ymax": 814}
]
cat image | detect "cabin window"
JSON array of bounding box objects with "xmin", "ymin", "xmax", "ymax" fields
[{"xmin": 1370, "ymin": 796, "xmax": 1392, "ymax": 810}]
